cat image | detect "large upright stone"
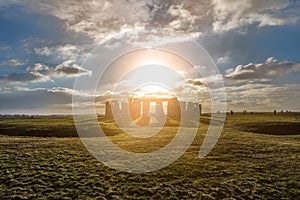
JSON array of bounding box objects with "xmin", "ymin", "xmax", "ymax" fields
[
  {"xmin": 193, "ymin": 103, "xmax": 200, "ymax": 116},
  {"xmin": 180, "ymin": 101, "xmax": 187, "ymax": 117},
  {"xmin": 167, "ymin": 97, "xmax": 181, "ymax": 120},
  {"xmin": 129, "ymin": 98, "xmax": 141, "ymax": 120},
  {"xmin": 187, "ymin": 102, "xmax": 195, "ymax": 116},
  {"xmin": 105, "ymin": 101, "xmax": 113, "ymax": 119},
  {"xmin": 155, "ymin": 101, "xmax": 164, "ymax": 117},
  {"xmin": 120, "ymin": 102, "xmax": 129, "ymax": 118},
  {"xmin": 111, "ymin": 101, "xmax": 120, "ymax": 118},
  {"xmin": 142, "ymin": 99, "xmax": 150, "ymax": 117},
  {"xmin": 117, "ymin": 101, "xmax": 130, "ymax": 126},
  {"xmin": 199, "ymin": 103, "xmax": 202, "ymax": 116}
]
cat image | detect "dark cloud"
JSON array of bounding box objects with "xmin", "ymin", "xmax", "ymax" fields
[
  {"xmin": 0, "ymin": 62, "xmax": 90, "ymax": 84},
  {"xmin": 0, "ymin": 72, "xmax": 50, "ymax": 83},
  {"xmin": 186, "ymin": 79, "xmax": 204, "ymax": 86},
  {"xmin": 27, "ymin": 63, "xmax": 91, "ymax": 78},
  {"xmin": 46, "ymin": 64, "xmax": 91, "ymax": 77},
  {"xmin": 0, "ymin": 87, "xmax": 92, "ymax": 113},
  {"xmin": 0, "ymin": 87, "xmax": 71, "ymax": 110}
]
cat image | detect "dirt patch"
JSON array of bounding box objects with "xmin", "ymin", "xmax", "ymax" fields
[{"xmin": 236, "ymin": 122, "xmax": 300, "ymax": 135}]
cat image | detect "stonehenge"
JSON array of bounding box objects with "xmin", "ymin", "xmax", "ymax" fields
[{"xmin": 105, "ymin": 97, "xmax": 201, "ymax": 121}]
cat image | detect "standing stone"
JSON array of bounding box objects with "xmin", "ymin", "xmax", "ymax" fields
[
  {"xmin": 199, "ymin": 103, "xmax": 202, "ymax": 116},
  {"xmin": 193, "ymin": 103, "xmax": 201, "ymax": 116},
  {"xmin": 105, "ymin": 101, "xmax": 113, "ymax": 119},
  {"xmin": 155, "ymin": 101, "xmax": 164, "ymax": 117},
  {"xmin": 167, "ymin": 97, "xmax": 181, "ymax": 120},
  {"xmin": 111, "ymin": 101, "xmax": 120, "ymax": 118},
  {"xmin": 187, "ymin": 102, "xmax": 195, "ymax": 116},
  {"xmin": 129, "ymin": 98, "xmax": 141, "ymax": 120},
  {"xmin": 120, "ymin": 102, "xmax": 129, "ymax": 118},
  {"xmin": 180, "ymin": 101, "xmax": 187, "ymax": 117},
  {"xmin": 142, "ymin": 100, "xmax": 150, "ymax": 117}
]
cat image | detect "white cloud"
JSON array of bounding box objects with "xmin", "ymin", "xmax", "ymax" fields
[
  {"xmin": 1, "ymin": 0, "xmax": 298, "ymax": 40},
  {"xmin": 35, "ymin": 0, "xmax": 297, "ymax": 41},
  {"xmin": 34, "ymin": 44, "xmax": 80, "ymax": 62},
  {"xmin": 34, "ymin": 46, "xmax": 51, "ymax": 56},
  {"xmin": 212, "ymin": 0, "xmax": 292, "ymax": 32},
  {"xmin": 27, "ymin": 62, "xmax": 91, "ymax": 78},
  {"xmin": 167, "ymin": 4, "xmax": 204, "ymax": 34},
  {"xmin": 37, "ymin": 0, "xmax": 151, "ymax": 42},
  {"xmin": 225, "ymin": 57, "xmax": 300, "ymax": 80},
  {"xmin": 0, "ymin": 59, "xmax": 26, "ymax": 66},
  {"xmin": 0, "ymin": 62, "xmax": 90, "ymax": 84},
  {"xmin": 220, "ymin": 56, "xmax": 300, "ymax": 111},
  {"xmin": 216, "ymin": 55, "xmax": 231, "ymax": 66}
]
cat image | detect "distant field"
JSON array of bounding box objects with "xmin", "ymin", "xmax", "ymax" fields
[
  {"xmin": 0, "ymin": 116, "xmax": 77, "ymax": 137},
  {"xmin": 1, "ymin": 113, "xmax": 300, "ymax": 199}
]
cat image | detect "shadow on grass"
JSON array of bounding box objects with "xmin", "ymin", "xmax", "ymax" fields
[{"xmin": 235, "ymin": 122, "xmax": 300, "ymax": 135}]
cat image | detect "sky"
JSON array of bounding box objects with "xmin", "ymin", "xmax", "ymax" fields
[{"xmin": 0, "ymin": 0, "xmax": 300, "ymax": 114}]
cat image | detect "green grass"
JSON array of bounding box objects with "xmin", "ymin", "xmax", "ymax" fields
[
  {"xmin": 0, "ymin": 116, "xmax": 76, "ymax": 137},
  {"xmin": 1, "ymin": 113, "xmax": 300, "ymax": 199}
]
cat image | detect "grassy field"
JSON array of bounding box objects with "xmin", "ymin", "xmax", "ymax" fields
[{"xmin": 1, "ymin": 113, "xmax": 300, "ymax": 199}]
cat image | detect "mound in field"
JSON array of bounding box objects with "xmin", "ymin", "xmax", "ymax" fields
[{"xmin": 236, "ymin": 122, "xmax": 300, "ymax": 135}]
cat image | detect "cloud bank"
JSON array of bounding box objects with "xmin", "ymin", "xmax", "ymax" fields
[
  {"xmin": 212, "ymin": 0, "xmax": 292, "ymax": 32},
  {"xmin": 225, "ymin": 57, "xmax": 300, "ymax": 80},
  {"xmin": 0, "ymin": 63, "xmax": 90, "ymax": 84},
  {"xmin": 27, "ymin": 63, "xmax": 91, "ymax": 78},
  {"xmin": 2, "ymin": 0, "xmax": 293, "ymax": 42}
]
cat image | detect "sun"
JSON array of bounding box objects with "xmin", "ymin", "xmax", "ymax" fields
[
  {"xmin": 119, "ymin": 64, "xmax": 182, "ymax": 92},
  {"xmin": 95, "ymin": 48, "xmax": 198, "ymax": 109},
  {"xmin": 132, "ymin": 84, "xmax": 174, "ymax": 99},
  {"xmin": 139, "ymin": 85, "xmax": 170, "ymax": 94}
]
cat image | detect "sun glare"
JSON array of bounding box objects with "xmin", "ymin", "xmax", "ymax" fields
[
  {"xmin": 132, "ymin": 84, "xmax": 174, "ymax": 99},
  {"xmin": 124, "ymin": 64, "xmax": 181, "ymax": 89}
]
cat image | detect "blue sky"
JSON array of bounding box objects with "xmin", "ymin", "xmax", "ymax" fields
[{"xmin": 0, "ymin": 0, "xmax": 300, "ymax": 114}]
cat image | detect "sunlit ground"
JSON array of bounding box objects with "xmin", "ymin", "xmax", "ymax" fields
[{"xmin": 1, "ymin": 113, "xmax": 299, "ymax": 199}]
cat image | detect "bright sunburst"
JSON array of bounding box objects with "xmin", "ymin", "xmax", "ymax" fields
[{"xmin": 132, "ymin": 84, "xmax": 174, "ymax": 99}]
